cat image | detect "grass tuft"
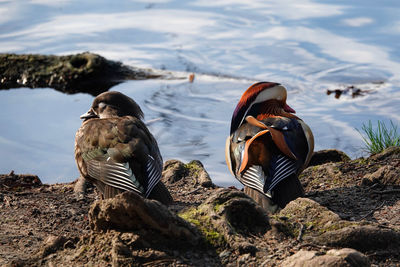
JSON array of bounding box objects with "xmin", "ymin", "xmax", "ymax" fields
[{"xmin": 357, "ymin": 120, "xmax": 400, "ymax": 154}]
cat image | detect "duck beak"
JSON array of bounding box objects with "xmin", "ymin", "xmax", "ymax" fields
[
  {"xmin": 283, "ymin": 103, "xmax": 296, "ymax": 113},
  {"xmin": 80, "ymin": 108, "xmax": 98, "ymax": 121}
]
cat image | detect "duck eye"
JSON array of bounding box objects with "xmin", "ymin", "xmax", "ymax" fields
[{"xmin": 98, "ymin": 102, "xmax": 106, "ymax": 109}]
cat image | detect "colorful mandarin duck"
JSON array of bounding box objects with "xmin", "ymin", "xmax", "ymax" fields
[
  {"xmin": 225, "ymin": 82, "xmax": 314, "ymax": 212},
  {"xmin": 75, "ymin": 91, "xmax": 172, "ymax": 205}
]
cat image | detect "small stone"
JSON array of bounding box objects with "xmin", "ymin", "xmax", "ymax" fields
[
  {"xmin": 281, "ymin": 248, "xmax": 370, "ymax": 267},
  {"xmin": 238, "ymin": 242, "xmax": 257, "ymax": 255},
  {"xmin": 238, "ymin": 253, "xmax": 251, "ymax": 264},
  {"xmin": 63, "ymin": 240, "xmax": 75, "ymax": 249},
  {"xmin": 38, "ymin": 235, "xmax": 67, "ymax": 257},
  {"xmin": 219, "ymin": 250, "xmax": 231, "ymax": 258}
]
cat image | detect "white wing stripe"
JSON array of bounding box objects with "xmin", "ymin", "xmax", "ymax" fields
[
  {"xmin": 268, "ymin": 156, "xmax": 297, "ymax": 190},
  {"xmin": 273, "ymin": 162, "xmax": 292, "ymax": 180},
  {"xmin": 102, "ymin": 179, "xmax": 142, "ymax": 194},
  {"xmin": 273, "ymin": 157, "xmax": 294, "ymax": 179},
  {"xmin": 100, "ymin": 174, "xmax": 137, "ymax": 189},
  {"xmin": 88, "ymin": 164, "xmax": 140, "ymax": 193},
  {"xmin": 87, "ymin": 158, "xmax": 144, "ymax": 195},
  {"xmin": 95, "ymin": 170, "xmax": 139, "ymax": 191},
  {"xmin": 241, "ymin": 166, "xmax": 265, "ymax": 194},
  {"xmin": 144, "ymin": 155, "xmax": 162, "ymax": 197}
]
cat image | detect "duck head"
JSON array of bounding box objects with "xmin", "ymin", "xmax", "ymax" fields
[
  {"xmin": 230, "ymin": 82, "xmax": 296, "ymax": 134},
  {"xmin": 80, "ymin": 91, "xmax": 144, "ymax": 121}
]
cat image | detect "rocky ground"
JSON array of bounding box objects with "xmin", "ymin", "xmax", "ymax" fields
[{"xmin": 1, "ymin": 148, "xmax": 400, "ymax": 266}]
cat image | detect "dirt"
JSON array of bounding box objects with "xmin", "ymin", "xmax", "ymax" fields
[{"xmin": 1, "ymin": 147, "xmax": 400, "ymax": 266}]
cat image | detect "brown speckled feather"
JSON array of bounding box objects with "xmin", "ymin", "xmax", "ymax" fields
[{"xmin": 75, "ymin": 91, "xmax": 172, "ymax": 205}]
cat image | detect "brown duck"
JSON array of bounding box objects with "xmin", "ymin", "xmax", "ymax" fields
[
  {"xmin": 225, "ymin": 82, "xmax": 314, "ymax": 212},
  {"xmin": 75, "ymin": 91, "xmax": 172, "ymax": 205}
]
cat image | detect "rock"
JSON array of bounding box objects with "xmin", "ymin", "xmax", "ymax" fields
[
  {"xmin": 73, "ymin": 176, "xmax": 89, "ymax": 200},
  {"xmin": 63, "ymin": 240, "xmax": 76, "ymax": 249},
  {"xmin": 111, "ymin": 235, "xmax": 133, "ymax": 266},
  {"xmin": 276, "ymin": 198, "xmax": 400, "ymax": 253},
  {"xmin": 274, "ymin": 198, "xmax": 377, "ymax": 244},
  {"xmin": 370, "ymin": 146, "xmax": 400, "ymax": 161},
  {"xmin": 363, "ymin": 165, "xmax": 400, "ymax": 185},
  {"xmin": 237, "ymin": 241, "xmax": 257, "ymax": 255},
  {"xmin": 186, "ymin": 160, "xmax": 214, "ymax": 187},
  {"xmin": 315, "ymin": 225, "xmax": 400, "ymax": 252},
  {"xmin": 238, "ymin": 253, "xmax": 251, "ymax": 265},
  {"xmin": 0, "ymin": 52, "xmax": 165, "ymax": 95},
  {"xmin": 162, "ymin": 159, "xmax": 215, "ymax": 188},
  {"xmin": 0, "ymin": 171, "xmax": 42, "ymax": 189},
  {"xmin": 162, "ymin": 160, "xmax": 187, "ymax": 183},
  {"xmin": 89, "ymin": 191, "xmax": 201, "ymax": 245},
  {"xmin": 38, "ymin": 235, "xmax": 67, "ymax": 257},
  {"xmin": 179, "ymin": 188, "xmax": 269, "ymax": 247},
  {"xmin": 308, "ymin": 149, "xmax": 350, "ymax": 166},
  {"xmin": 278, "ymin": 198, "xmax": 342, "ymax": 233},
  {"xmin": 219, "ymin": 250, "xmax": 231, "ymax": 258},
  {"xmin": 281, "ymin": 248, "xmax": 370, "ymax": 267}
]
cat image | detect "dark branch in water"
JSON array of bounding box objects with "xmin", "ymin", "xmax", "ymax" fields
[{"xmin": 326, "ymin": 85, "xmax": 379, "ymax": 99}]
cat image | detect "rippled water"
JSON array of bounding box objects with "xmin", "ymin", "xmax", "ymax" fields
[{"xmin": 1, "ymin": 0, "xmax": 400, "ymax": 186}]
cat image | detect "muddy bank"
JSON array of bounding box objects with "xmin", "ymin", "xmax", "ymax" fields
[
  {"xmin": 0, "ymin": 52, "xmax": 177, "ymax": 96},
  {"xmin": 1, "ymin": 148, "xmax": 400, "ymax": 266}
]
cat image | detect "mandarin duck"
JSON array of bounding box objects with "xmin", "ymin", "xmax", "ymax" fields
[
  {"xmin": 225, "ymin": 82, "xmax": 314, "ymax": 212},
  {"xmin": 75, "ymin": 91, "xmax": 173, "ymax": 205}
]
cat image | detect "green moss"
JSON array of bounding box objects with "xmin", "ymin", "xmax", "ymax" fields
[
  {"xmin": 312, "ymin": 166, "xmax": 320, "ymax": 171},
  {"xmin": 179, "ymin": 207, "xmax": 226, "ymax": 248},
  {"xmin": 204, "ymin": 230, "xmax": 225, "ymax": 246},
  {"xmin": 179, "ymin": 208, "xmax": 201, "ymax": 226},
  {"xmin": 319, "ymin": 221, "xmax": 360, "ymax": 234},
  {"xmin": 274, "ymin": 198, "xmax": 363, "ymax": 239},
  {"xmin": 184, "ymin": 161, "xmax": 203, "ymax": 176},
  {"xmin": 272, "ymin": 214, "xmax": 359, "ymax": 239},
  {"xmin": 213, "ymin": 203, "xmax": 224, "ymax": 213},
  {"xmin": 354, "ymin": 158, "xmax": 368, "ymax": 165},
  {"xmin": 76, "ymin": 245, "xmax": 89, "ymax": 258}
]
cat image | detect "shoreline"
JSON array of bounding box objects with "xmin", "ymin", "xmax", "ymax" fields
[{"xmin": 1, "ymin": 148, "xmax": 400, "ymax": 266}]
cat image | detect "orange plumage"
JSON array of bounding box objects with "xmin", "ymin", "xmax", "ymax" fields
[{"xmin": 226, "ymin": 82, "xmax": 314, "ymax": 213}]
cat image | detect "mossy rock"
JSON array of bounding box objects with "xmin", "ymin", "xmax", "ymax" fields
[
  {"xmin": 281, "ymin": 248, "xmax": 371, "ymax": 267},
  {"xmin": 363, "ymin": 165, "xmax": 400, "ymax": 185},
  {"xmin": 89, "ymin": 191, "xmax": 201, "ymax": 246},
  {"xmin": 179, "ymin": 188, "xmax": 270, "ymax": 249},
  {"xmin": 274, "ymin": 198, "xmax": 400, "ymax": 253},
  {"xmin": 370, "ymin": 146, "xmax": 400, "ymax": 161},
  {"xmin": 315, "ymin": 225, "xmax": 400, "ymax": 252},
  {"xmin": 308, "ymin": 149, "xmax": 350, "ymax": 166},
  {"xmin": 180, "ymin": 206, "xmax": 226, "ymax": 248},
  {"xmin": 162, "ymin": 159, "xmax": 214, "ymax": 187},
  {"xmin": 274, "ymin": 198, "xmax": 357, "ymax": 238},
  {"xmin": 0, "ymin": 52, "xmax": 163, "ymax": 95}
]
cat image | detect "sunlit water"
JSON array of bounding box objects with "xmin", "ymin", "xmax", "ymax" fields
[{"xmin": 1, "ymin": 0, "xmax": 400, "ymax": 186}]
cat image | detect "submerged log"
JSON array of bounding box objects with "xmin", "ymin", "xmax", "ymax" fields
[{"xmin": 0, "ymin": 52, "xmax": 167, "ymax": 96}]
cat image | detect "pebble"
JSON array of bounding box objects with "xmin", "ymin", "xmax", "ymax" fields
[{"xmin": 219, "ymin": 250, "xmax": 231, "ymax": 258}]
